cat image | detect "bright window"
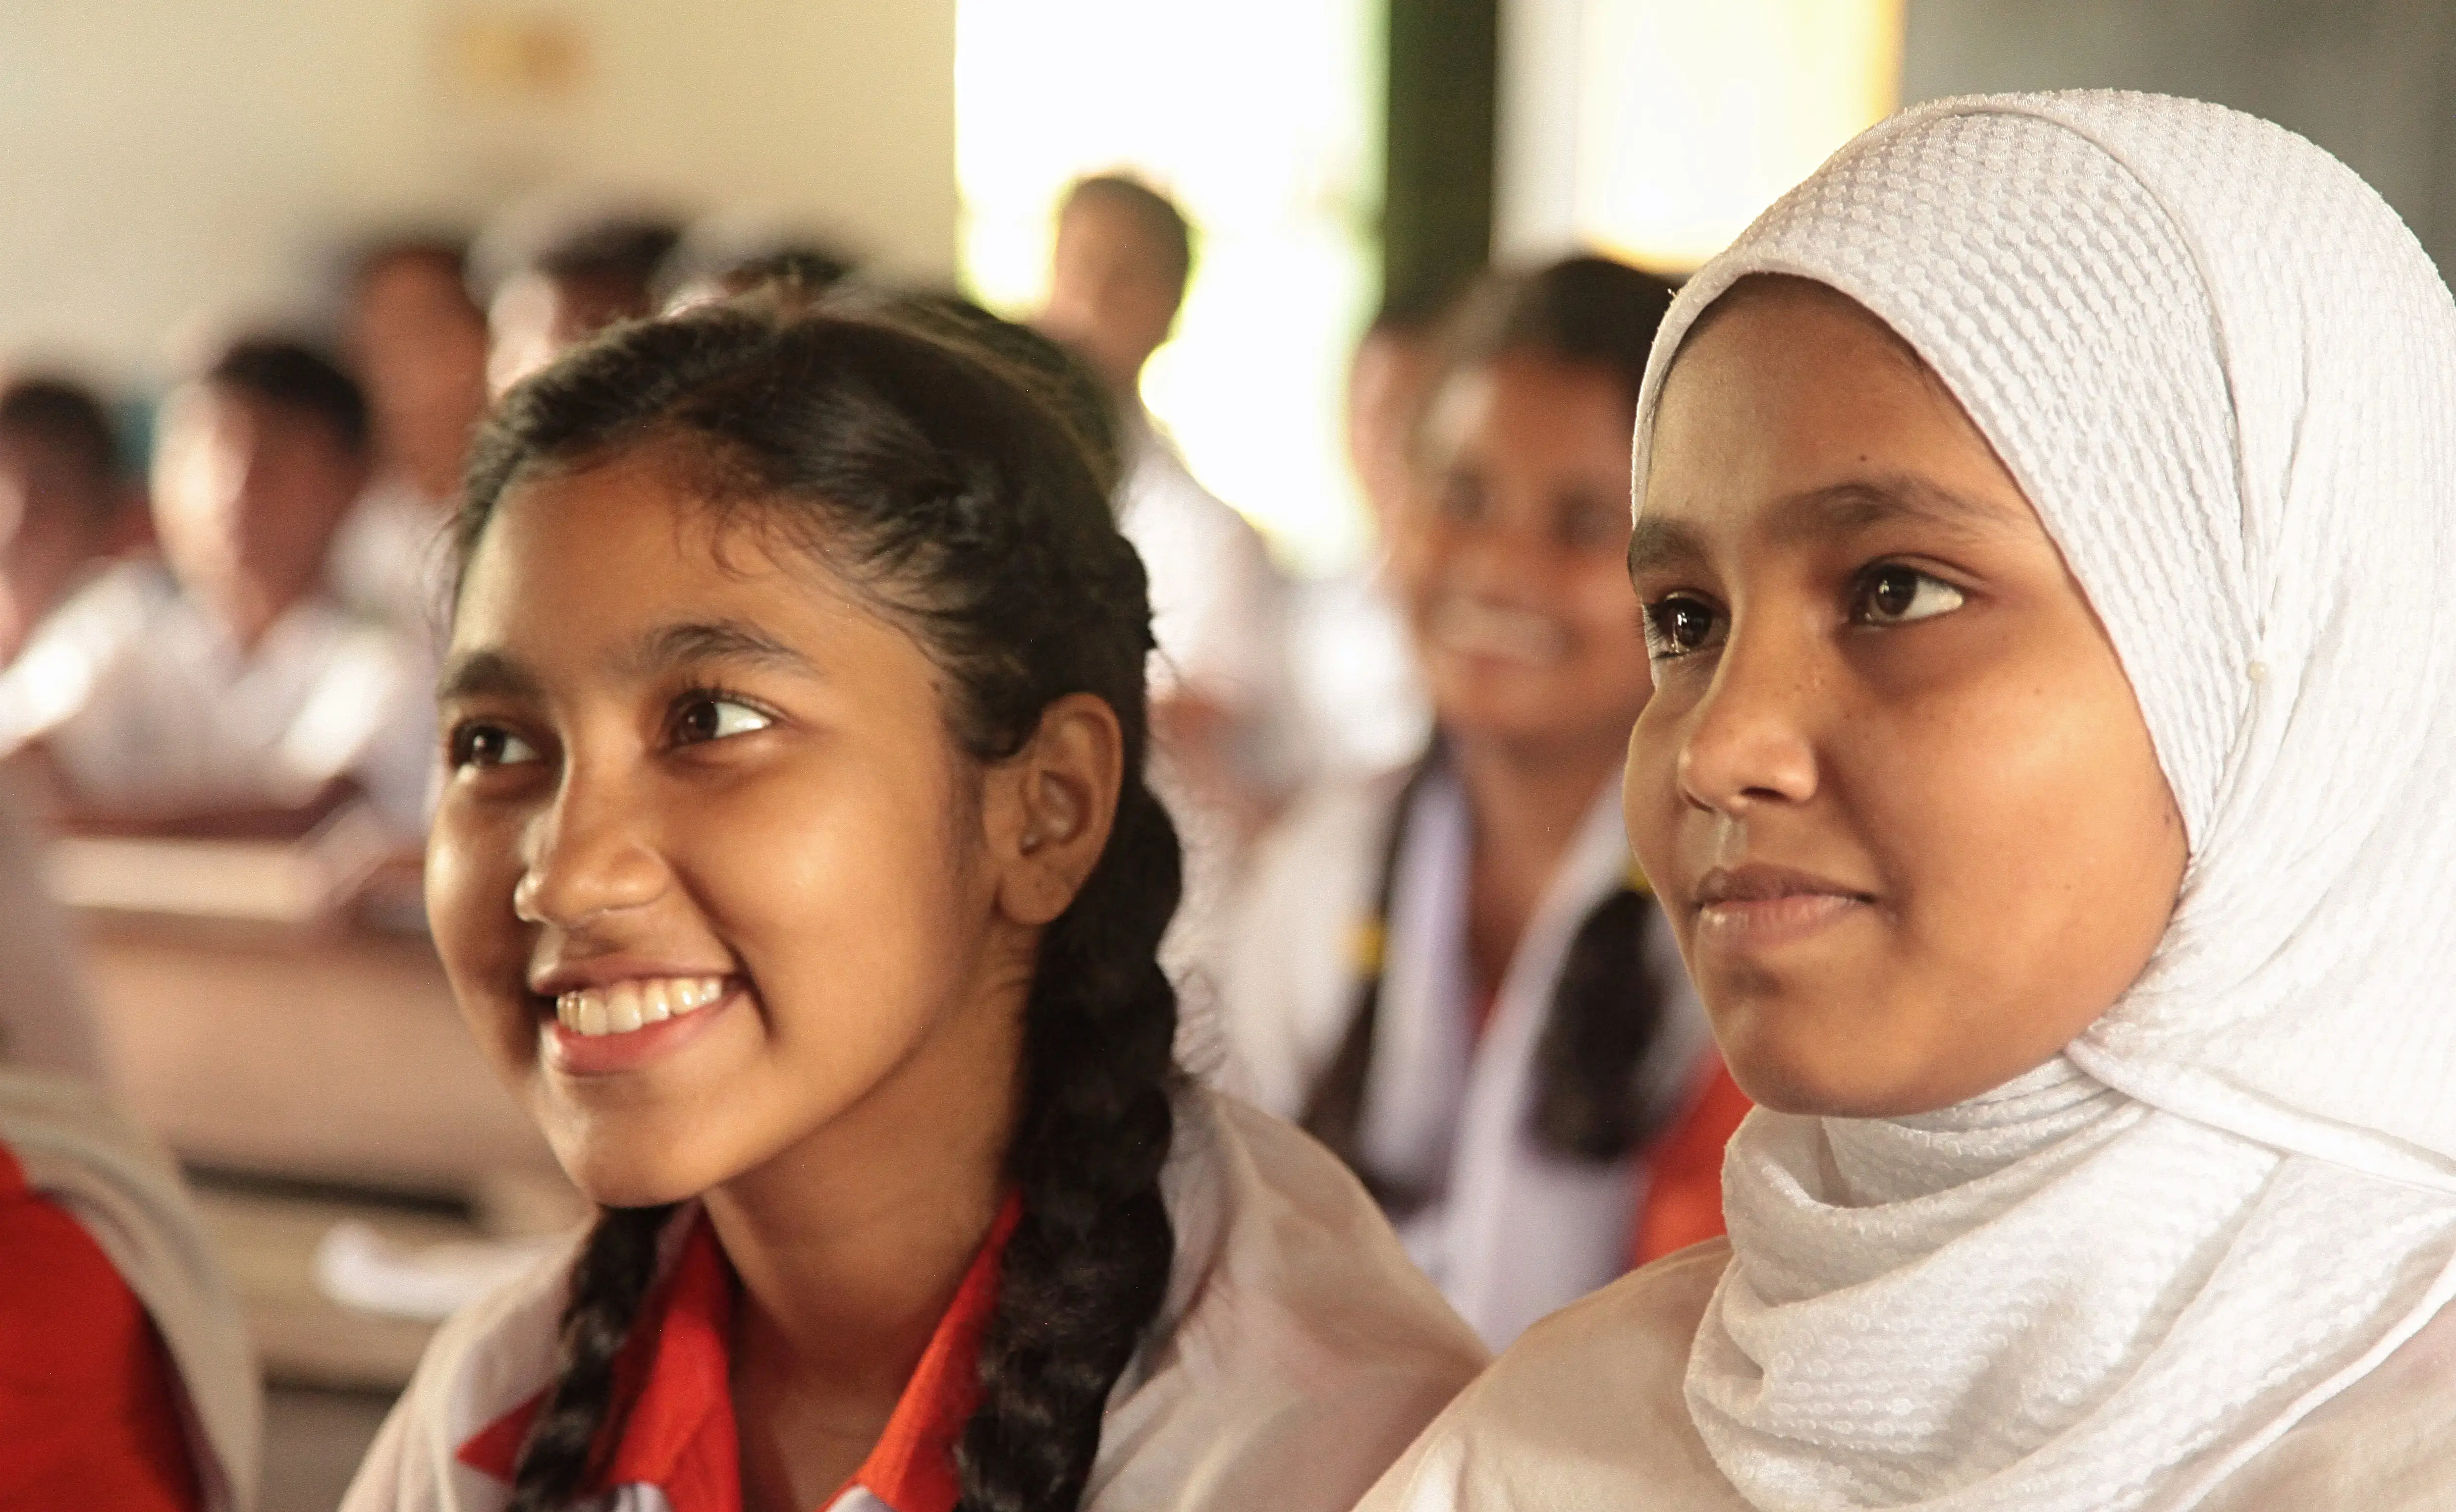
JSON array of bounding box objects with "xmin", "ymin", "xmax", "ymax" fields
[
  {"xmin": 954, "ymin": 0, "xmax": 1382, "ymax": 574},
  {"xmin": 1501, "ymin": 0, "xmax": 1904, "ymax": 273}
]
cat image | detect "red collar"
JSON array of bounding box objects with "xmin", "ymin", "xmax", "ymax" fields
[{"xmin": 461, "ymin": 1196, "xmax": 1021, "ymax": 1512}]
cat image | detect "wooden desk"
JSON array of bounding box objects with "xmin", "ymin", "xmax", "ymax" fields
[{"xmin": 78, "ymin": 915, "xmax": 561, "ymax": 1196}]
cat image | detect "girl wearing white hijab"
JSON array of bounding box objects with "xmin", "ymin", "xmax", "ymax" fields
[{"xmin": 1356, "ymin": 89, "xmax": 2456, "ymax": 1512}]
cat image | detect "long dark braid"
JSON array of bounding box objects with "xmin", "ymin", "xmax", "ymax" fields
[{"xmin": 455, "ymin": 297, "xmax": 1180, "ymax": 1511}]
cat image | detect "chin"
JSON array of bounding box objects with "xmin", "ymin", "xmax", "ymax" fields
[{"xmin": 1711, "ymin": 998, "xmax": 1968, "ymax": 1120}]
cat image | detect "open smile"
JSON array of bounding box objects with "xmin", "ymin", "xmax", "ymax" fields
[{"xmin": 530, "ymin": 973, "xmax": 745, "ymax": 1077}]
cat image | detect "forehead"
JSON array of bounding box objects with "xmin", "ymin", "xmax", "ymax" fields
[{"xmin": 1634, "ymin": 285, "xmax": 2038, "ymax": 564}]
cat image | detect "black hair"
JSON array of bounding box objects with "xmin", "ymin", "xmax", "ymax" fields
[
  {"xmin": 203, "ymin": 337, "xmax": 371, "ymax": 458},
  {"xmin": 1439, "ymin": 253, "xmax": 1676, "ymax": 406},
  {"xmin": 1061, "ymin": 174, "xmax": 1195, "ymax": 303},
  {"xmin": 530, "ymin": 216, "xmax": 682, "ymax": 299},
  {"xmin": 0, "ymin": 376, "xmax": 122, "ymax": 516},
  {"xmin": 462, "ymin": 300, "xmax": 1182, "ymax": 1512},
  {"xmin": 1305, "ymin": 252, "xmax": 1682, "ymax": 1196}
]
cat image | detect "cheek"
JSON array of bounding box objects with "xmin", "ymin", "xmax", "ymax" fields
[
  {"xmin": 1848, "ymin": 647, "xmax": 2185, "ymax": 1062},
  {"xmin": 424, "ymin": 801, "xmax": 541, "ymax": 1072}
]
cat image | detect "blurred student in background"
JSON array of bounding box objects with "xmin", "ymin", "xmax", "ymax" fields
[
  {"xmin": 1037, "ymin": 174, "xmax": 1297, "ymax": 835},
  {"xmin": 0, "ymin": 336, "xmax": 434, "ymax": 837},
  {"xmin": 0, "ymin": 779, "xmax": 258, "ymax": 1510},
  {"xmin": 1217, "ymin": 257, "xmax": 1747, "ymax": 1350},
  {"xmin": 1289, "ymin": 297, "xmax": 1444, "ymax": 782},
  {"xmin": 0, "ymin": 376, "xmax": 135, "ymax": 667},
  {"xmin": 330, "ymin": 234, "xmax": 491, "ymax": 640},
  {"xmin": 479, "ymin": 210, "xmax": 681, "ymax": 395},
  {"xmin": 655, "ymin": 212, "xmax": 857, "ymax": 312}
]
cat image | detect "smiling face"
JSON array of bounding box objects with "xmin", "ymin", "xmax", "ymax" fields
[
  {"xmin": 1393, "ymin": 352, "xmax": 1654, "ymax": 760},
  {"xmin": 1626, "ymin": 277, "xmax": 2187, "ymax": 1117},
  {"xmin": 427, "ymin": 444, "xmax": 1046, "ymax": 1207}
]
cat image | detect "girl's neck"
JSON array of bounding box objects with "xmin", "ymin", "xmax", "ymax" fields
[
  {"xmin": 1449, "ymin": 727, "xmax": 1624, "ymax": 999},
  {"xmin": 707, "ymin": 959, "xmax": 1025, "ymax": 1512}
]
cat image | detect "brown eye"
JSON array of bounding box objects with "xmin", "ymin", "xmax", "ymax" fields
[
  {"xmin": 1855, "ymin": 565, "xmax": 1965, "ymax": 626},
  {"xmin": 450, "ymin": 723, "xmax": 539, "ymax": 769},
  {"xmin": 1643, "ymin": 595, "xmax": 1722, "ymax": 658},
  {"xmin": 671, "ymin": 696, "xmax": 772, "ymax": 746}
]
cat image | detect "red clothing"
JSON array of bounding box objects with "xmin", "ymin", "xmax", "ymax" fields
[
  {"xmin": 1631, "ymin": 1058, "xmax": 1752, "ymax": 1266},
  {"xmin": 0, "ymin": 1141, "xmax": 202, "ymax": 1511},
  {"xmin": 462, "ymin": 1198, "xmax": 1020, "ymax": 1512}
]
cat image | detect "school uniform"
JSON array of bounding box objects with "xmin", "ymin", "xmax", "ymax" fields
[
  {"xmin": 0, "ymin": 1066, "xmax": 259, "ymax": 1512},
  {"xmin": 0, "ymin": 560, "xmax": 436, "ymax": 835},
  {"xmin": 1116, "ymin": 408, "xmax": 1303, "ymax": 990},
  {"xmin": 1365, "ymin": 90, "xmax": 2456, "ymax": 1512},
  {"xmin": 329, "ymin": 474, "xmax": 454, "ymax": 650},
  {"xmin": 1214, "ymin": 754, "xmax": 1742, "ymax": 1350},
  {"xmin": 340, "ymin": 1085, "xmax": 1488, "ymax": 1512}
]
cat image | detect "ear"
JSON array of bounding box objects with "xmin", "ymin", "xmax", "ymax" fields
[{"xmin": 983, "ymin": 692, "xmax": 1125, "ymax": 927}]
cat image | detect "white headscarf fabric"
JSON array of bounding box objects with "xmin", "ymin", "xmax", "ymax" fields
[{"xmin": 1628, "ymin": 92, "xmax": 2456, "ymax": 1511}]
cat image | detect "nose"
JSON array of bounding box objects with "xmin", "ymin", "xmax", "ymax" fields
[
  {"xmin": 512, "ymin": 759, "xmax": 667, "ymax": 929},
  {"xmin": 1675, "ymin": 615, "xmax": 1821, "ymax": 816}
]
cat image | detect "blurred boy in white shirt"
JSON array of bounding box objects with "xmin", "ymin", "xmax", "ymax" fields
[{"xmin": 0, "ymin": 337, "xmax": 434, "ymax": 838}]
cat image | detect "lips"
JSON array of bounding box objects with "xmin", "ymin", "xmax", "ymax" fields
[{"xmin": 1690, "ymin": 864, "xmax": 1874, "ymax": 950}]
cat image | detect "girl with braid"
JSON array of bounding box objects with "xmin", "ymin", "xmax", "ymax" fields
[
  {"xmin": 340, "ymin": 297, "xmax": 1485, "ymax": 1512},
  {"xmin": 1216, "ymin": 256, "xmax": 1748, "ymax": 1351}
]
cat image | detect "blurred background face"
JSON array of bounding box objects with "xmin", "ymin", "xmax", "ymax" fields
[
  {"xmin": 1392, "ymin": 351, "xmax": 1652, "ymax": 758},
  {"xmin": 1627, "ymin": 280, "xmax": 2186, "ymax": 1117},
  {"xmin": 150, "ymin": 383, "xmax": 366, "ymax": 642},
  {"xmin": 487, "ymin": 269, "xmax": 648, "ymax": 396},
  {"xmin": 351, "ymin": 251, "xmax": 487, "ymax": 496},
  {"xmin": 1345, "ymin": 323, "xmax": 1438, "ymax": 540},
  {"xmin": 0, "ymin": 431, "xmax": 112, "ymax": 661},
  {"xmin": 1039, "ymin": 196, "xmax": 1181, "ymax": 397}
]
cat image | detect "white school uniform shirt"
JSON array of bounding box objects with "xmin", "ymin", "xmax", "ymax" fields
[
  {"xmin": 1286, "ymin": 563, "xmax": 1431, "ymax": 781},
  {"xmin": 1356, "ymin": 1243, "xmax": 2456, "ymax": 1512},
  {"xmin": 0, "ymin": 561, "xmax": 436, "ymax": 836},
  {"xmin": 1117, "ymin": 409, "xmax": 1304, "ymax": 1005},
  {"xmin": 341, "ymin": 1085, "xmax": 1489, "ymax": 1512},
  {"xmin": 329, "ymin": 474, "xmax": 454, "ymax": 650},
  {"xmin": 1216, "ymin": 758, "xmax": 1711, "ymax": 1350}
]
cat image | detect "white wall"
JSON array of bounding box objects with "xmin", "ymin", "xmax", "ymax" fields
[
  {"xmin": 0, "ymin": 0, "xmax": 957, "ymax": 382},
  {"xmin": 1903, "ymin": 0, "xmax": 2456, "ymax": 279}
]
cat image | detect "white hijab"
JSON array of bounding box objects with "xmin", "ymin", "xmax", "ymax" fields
[{"xmin": 1629, "ymin": 92, "xmax": 2456, "ymax": 1511}]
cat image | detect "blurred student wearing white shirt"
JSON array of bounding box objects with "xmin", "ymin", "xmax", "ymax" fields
[
  {"xmin": 1217, "ymin": 257, "xmax": 1746, "ymax": 1350},
  {"xmin": 328, "ymin": 234, "xmax": 491, "ymax": 645},
  {"xmin": 0, "ymin": 337, "xmax": 435, "ymax": 838},
  {"xmin": 0, "ymin": 376, "xmax": 136, "ymax": 669},
  {"xmin": 1037, "ymin": 175, "xmax": 1300, "ymax": 1011}
]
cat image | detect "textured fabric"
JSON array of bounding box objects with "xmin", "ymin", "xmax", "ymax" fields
[{"xmin": 1625, "ymin": 92, "xmax": 2456, "ymax": 1511}]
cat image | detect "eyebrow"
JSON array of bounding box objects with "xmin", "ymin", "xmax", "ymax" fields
[
  {"xmin": 1629, "ymin": 473, "xmax": 2021, "ymax": 580},
  {"xmin": 436, "ymin": 649, "xmax": 541, "ymax": 703},
  {"xmin": 610, "ymin": 618, "xmax": 824, "ymax": 682}
]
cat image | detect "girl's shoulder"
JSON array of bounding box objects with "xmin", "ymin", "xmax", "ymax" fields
[
  {"xmin": 338, "ymin": 1222, "xmax": 597, "ymax": 1512},
  {"xmin": 1094, "ymin": 1086, "xmax": 1488, "ymax": 1512},
  {"xmin": 1354, "ymin": 1239, "xmax": 1746, "ymax": 1512}
]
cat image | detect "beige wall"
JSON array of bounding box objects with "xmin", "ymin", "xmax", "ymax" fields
[{"xmin": 0, "ymin": 0, "xmax": 957, "ymax": 381}]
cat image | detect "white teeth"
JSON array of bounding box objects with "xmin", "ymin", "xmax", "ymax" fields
[
  {"xmin": 553, "ymin": 975, "xmax": 727, "ymax": 1038},
  {"xmin": 606, "ymin": 981, "xmax": 644, "ymax": 1034}
]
